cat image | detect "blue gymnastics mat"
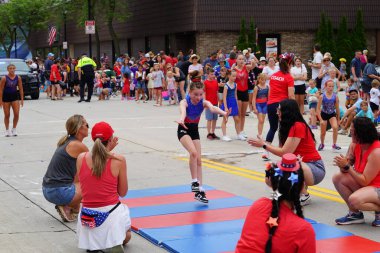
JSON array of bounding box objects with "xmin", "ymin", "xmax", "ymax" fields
[
  {"xmin": 138, "ymin": 219, "xmax": 245, "ymax": 245},
  {"xmin": 129, "ymin": 196, "xmax": 252, "ymax": 218}
]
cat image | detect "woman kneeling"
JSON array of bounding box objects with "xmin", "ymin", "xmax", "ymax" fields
[{"xmin": 77, "ymin": 122, "xmax": 131, "ymax": 252}]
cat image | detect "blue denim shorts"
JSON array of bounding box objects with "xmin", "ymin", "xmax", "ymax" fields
[
  {"xmin": 42, "ymin": 185, "xmax": 75, "ymax": 205},
  {"xmin": 205, "ymin": 108, "xmax": 218, "ymax": 121}
]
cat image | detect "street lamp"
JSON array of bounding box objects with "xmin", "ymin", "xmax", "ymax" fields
[
  {"xmin": 63, "ymin": 10, "xmax": 67, "ymax": 58},
  {"xmin": 13, "ymin": 26, "xmax": 17, "ymax": 58}
]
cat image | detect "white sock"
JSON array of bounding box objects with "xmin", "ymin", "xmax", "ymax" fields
[{"xmin": 191, "ymin": 178, "xmax": 198, "ymax": 183}]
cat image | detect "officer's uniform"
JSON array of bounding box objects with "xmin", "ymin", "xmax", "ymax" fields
[{"xmin": 77, "ymin": 56, "xmax": 97, "ymax": 101}]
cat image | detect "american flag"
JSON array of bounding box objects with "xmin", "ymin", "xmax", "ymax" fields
[{"xmin": 48, "ymin": 25, "xmax": 57, "ymax": 46}]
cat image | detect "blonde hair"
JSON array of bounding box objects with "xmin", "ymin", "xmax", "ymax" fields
[
  {"xmin": 308, "ymin": 79, "xmax": 316, "ymax": 85},
  {"xmin": 360, "ymin": 100, "xmax": 368, "ymax": 107},
  {"xmin": 257, "ymin": 73, "xmax": 266, "ymax": 84},
  {"xmin": 371, "ymin": 79, "xmax": 380, "ymax": 88},
  {"xmin": 57, "ymin": 115, "xmax": 84, "ymax": 147},
  {"xmin": 91, "ymin": 138, "xmax": 111, "ymax": 178},
  {"xmin": 167, "ymin": 71, "xmax": 173, "ymax": 76}
]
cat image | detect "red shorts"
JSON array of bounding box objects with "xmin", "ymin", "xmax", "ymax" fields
[{"xmin": 154, "ymin": 87, "xmax": 163, "ymax": 90}]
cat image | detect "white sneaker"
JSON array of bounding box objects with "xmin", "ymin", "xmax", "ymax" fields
[
  {"xmin": 237, "ymin": 134, "xmax": 247, "ymax": 141},
  {"xmin": 240, "ymin": 131, "xmax": 248, "ymax": 138},
  {"xmin": 11, "ymin": 128, "xmax": 17, "ymax": 136},
  {"xmin": 338, "ymin": 129, "xmax": 348, "ymax": 135},
  {"xmin": 221, "ymin": 136, "xmax": 232, "ymax": 142},
  {"xmin": 5, "ymin": 129, "xmax": 11, "ymax": 137},
  {"xmin": 300, "ymin": 193, "xmax": 311, "ymax": 206}
]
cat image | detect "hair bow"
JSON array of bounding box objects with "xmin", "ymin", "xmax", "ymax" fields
[
  {"xmin": 288, "ymin": 172, "xmax": 299, "ymax": 186},
  {"xmin": 274, "ymin": 167, "xmax": 283, "ymax": 177},
  {"xmin": 271, "ymin": 190, "xmax": 282, "ymax": 201}
]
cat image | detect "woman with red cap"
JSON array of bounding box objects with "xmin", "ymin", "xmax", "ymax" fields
[
  {"xmin": 76, "ymin": 122, "xmax": 131, "ymax": 252},
  {"xmin": 235, "ymin": 153, "xmax": 316, "ymax": 253}
]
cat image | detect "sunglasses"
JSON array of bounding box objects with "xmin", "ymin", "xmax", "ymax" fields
[{"xmin": 323, "ymin": 59, "xmax": 330, "ymax": 62}]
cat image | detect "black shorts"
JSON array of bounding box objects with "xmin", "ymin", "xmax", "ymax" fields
[
  {"xmin": 237, "ymin": 90, "xmax": 249, "ymax": 102},
  {"xmin": 294, "ymin": 84, "xmax": 306, "ymax": 95},
  {"xmin": 2, "ymin": 92, "xmax": 19, "ymax": 103},
  {"xmin": 370, "ymin": 102, "xmax": 379, "ymax": 112},
  {"xmin": 321, "ymin": 111, "xmax": 336, "ymax": 121},
  {"xmin": 177, "ymin": 123, "xmax": 200, "ymax": 141},
  {"xmin": 51, "ymin": 80, "xmax": 60, "ymax": 85}
]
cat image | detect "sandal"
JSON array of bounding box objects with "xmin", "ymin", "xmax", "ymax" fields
[{"xmin": 55, "ymin": 205, "xmax": 75, "ymax": 222}]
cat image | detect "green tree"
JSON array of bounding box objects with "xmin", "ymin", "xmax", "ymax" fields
[
  {"xmin": 325, "ymin": 17, "xmax": 336, "ymax": 57},
  {"xmin": 351, "ymin": 8, "xmax": 367, "ymax": 52},
  {"xmin": 247, "ymin": 18, "xmax": 257, "ymax": 52},
  {"xmin": 316, "ymin": 12, "xmax": 327, "ymax": 49},
  {"xmin": 8, "ymin": 0, "xmax": 52, "ymax": 53},
  {"xmin": 236, "ymin": 17, "xmax": 248, "ymax": 51},
  {"xmin": 336, "ymin": 16, "xmax": 352, "ymax": 66},
  {"xmin": 0, "ymin": 3, "xmax": 16, "ymax": 57}
]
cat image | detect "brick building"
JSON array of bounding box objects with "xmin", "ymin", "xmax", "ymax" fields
[{"xmin": 29, "ymin": 0, "xmax": 380, "ymax": 62}]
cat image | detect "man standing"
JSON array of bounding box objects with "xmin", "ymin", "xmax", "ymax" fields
[
  {"xmin": 77, "ymin": 53, "xmax": 97, "ymax": 102},
  {"xmin": 350, "ymin": 50, "xmax": 363, "ymax": 94},
  {"xmin": 44, "ymin": 53, "xmax": 54, "ymax": 98},
  {"xmin": 308, "ymin": 44, "xmax": 323, "ymax": 84}
]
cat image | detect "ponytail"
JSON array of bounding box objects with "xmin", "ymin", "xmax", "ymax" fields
[
  {"xmin": 264, "ymin": 162, "xmax": 305, "ymax": 253},
  {"xmin": 57, "ymin": 135, "xmax": 70, "ymax": 147},
  {"xmin": 91, "ymin": 138, "xmax": 110, "ymax": 178}
]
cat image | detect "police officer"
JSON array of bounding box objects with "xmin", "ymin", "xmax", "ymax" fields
[{"xmin": 77, "ymin": 53, "xmax": 97, "ymax": 102}]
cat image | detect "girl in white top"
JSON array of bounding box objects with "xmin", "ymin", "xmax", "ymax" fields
[
  {"xmin": 262, "ymin": 57, "xmax": 279, "ymax": 87},
  {"xmin": 152, "ymin": 63, "xmax": 165, "ymax": 106},
  {"xmin": 146, "ymin": 67, "xmax": 155, "ymax": 101},
  {"xmin": 369, "ymin": 79, "xmax": 380, "ymax": 119},
  {"xmin": 290, "ymin": 57, "xmax": 308, "ymax": 114},
  {"xmin": 166, "ymin": 71, "xmax": 178, "ymax": 105}
]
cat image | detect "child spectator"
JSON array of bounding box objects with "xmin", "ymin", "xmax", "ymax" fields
[
  {"xmin": 134, "ymin": 65, "xmax": 146, "ymax": 103},
  {"xmin": 356, "ymin": 101, "xmax": 375, "ymax": 122},
  {"xmin": 221, "ymin": 70, "xmax": 240, "ymax": 141},
  {"xmin": 146, "ymin": 67, "xmax": 155, "ymax": 101},
  {"xmin": 339, "ymin": 58, "xmax": 347, "ymax": 82},
  {"xmin": 317, "ymin": 80, "xmax": 341, "ymax": 152},
  {"xmin": 152, "ymin": 63, "xmax": 165, "ymax": 106},
  {"xmin": 369, "ymin": 79, "xmax": 380, "ymax": 121},
  {"xmin": 328, "ymin": 68, "xmax": 341, "ymax": 94},
  {"xmin": 306, "ymin": 79, "xmax": 319, "ymax": 129},
  {"xmin": 204, "ymin": 69, "xmax": 220, "ymax": 139},
  {"xmin": 345, "ymin": 78, "xmax": 354, "ymax": 108},
  {"xmin": 166, "ymin": 71, "xmax": 178, "ymax": 105},
  {"xmin": 217, "ymin": 67, "xmax": 228, "ymax": 107},
  {"xmin": 121, "ymin": 73, "xmax": 130, "ymax": 100},
  {"xmin": 252, "ymin": 73, "xmax": 269, "ymax": 137}
]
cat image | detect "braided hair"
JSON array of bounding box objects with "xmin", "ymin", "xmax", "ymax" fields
[{"xmin": 264, "ymin": 162, "xmax": 305, "ymax": 253}]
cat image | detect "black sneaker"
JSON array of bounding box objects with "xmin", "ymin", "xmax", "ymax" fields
[
  {"xmin": 195, "ymin": 191, "xmax": 209, "ymax": 203},
  {"xmin": 78, "ymin": 99, "xmax": 84, "ymax": 103},
  {"xmin": 212, "ymin": 133, "xmax": 220, "ymax": 140},
  {"xmin": 191, "ymin": 181, "xmax": 200, "ymax": 192}
]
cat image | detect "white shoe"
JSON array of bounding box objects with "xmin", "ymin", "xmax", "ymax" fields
[
  {"xmin": 338, "ymin": 129, "xmax": 348, "ymax": 135},
  {"xmin": 11, "ymin": 128, "xmax": 17, "ymax": 136},
  {"xmin": 300, "ymin": 194, "xmax": 311, "ymax": 206},
  {"xmin": 221, "ymin": 136, "xmax": 232, "ymax": 142},
  {"xmin": 237, "ymin": 134, "xmax": 247, "ymax": 141},
  {"xmin": 240, "ymin": 131, "xmax": 248, "ymax": 138},
  {"xmin": 5, "ymin": 129, "xmax": 11, "ymax": 137}
]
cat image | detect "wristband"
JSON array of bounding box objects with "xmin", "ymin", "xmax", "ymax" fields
[
  {"xmin": 343, "ymin": 164, "xmax": 350, "ymax": 171},
  {"xmin": 262, "ymin": 144, "xmax": 267, "ymax": 150}
]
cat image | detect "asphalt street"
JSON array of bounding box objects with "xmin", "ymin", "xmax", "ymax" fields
[{"xmin": 0, "ymin": 90, "xmax": 378, "ymax": 253}]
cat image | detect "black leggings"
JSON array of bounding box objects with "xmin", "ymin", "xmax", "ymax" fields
[{"xmin": 266, "ymin": 102, "xmax": 279, "ymax": 143}]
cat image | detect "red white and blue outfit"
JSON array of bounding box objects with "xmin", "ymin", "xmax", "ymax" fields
[{"xmin": 177, "ymin": 95, "xmax": 204, "ymax": 140}]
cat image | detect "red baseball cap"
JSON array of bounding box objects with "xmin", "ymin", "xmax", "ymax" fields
[{"xmin": 91, "ymin": 122, "xmax": 114, "ymax": 141}]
